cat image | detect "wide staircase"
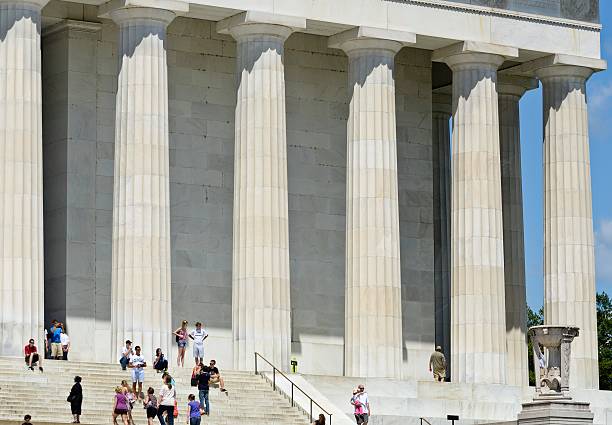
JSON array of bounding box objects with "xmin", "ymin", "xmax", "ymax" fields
[{"xmin": 0, "ymin": 357, "xmax": 311, "ymax": 425}]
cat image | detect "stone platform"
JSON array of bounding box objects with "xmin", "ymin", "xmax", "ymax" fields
[{"xmin": 274, "ymin": 374, "xmax": 612, "ymax": 425}]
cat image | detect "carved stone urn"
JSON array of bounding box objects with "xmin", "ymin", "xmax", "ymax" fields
[{"xmin": 528, "ymin": 325, "xmax": 580, "ymax": 397}]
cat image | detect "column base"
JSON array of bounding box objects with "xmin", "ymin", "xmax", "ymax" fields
[{"xmin": 518, "ymin": 396, "xmax": 594, "ymax": 424}]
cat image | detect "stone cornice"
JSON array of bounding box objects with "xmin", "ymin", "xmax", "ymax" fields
[
  {"xmin": 501, "ymin": 54, "xmax": 607, "ymax": 77},
  {"xmin": 497, "ymin": 75, "xmax": 538, "ymax": 98},
  {"xmin": 384, "ymin": 0, "xmax": 602, "ymax": 32},
  {"xmin": 43, "ymin": 19, "xmax": 102, "ymax": 37},
  {"xmin": 216, "ymin": 11, "xmax": 306, "ymax": 37},
  {"xmin": 432, "ymin": 41, "xmax": 518, "ymax": 64},
  {"xmin": 328, "ymin": 26, "xmax": 416, "ymax": 54},
  {"xmin": 98, "ymin": 0, "xmax": 188, "ymax": 20}
]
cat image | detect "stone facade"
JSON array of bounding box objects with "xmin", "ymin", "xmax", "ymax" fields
[
  {"xmin": 37, "ymin": 12, "xmax": 436, "ymax": 376},
  {"xmin": 0, "ymin": 0, "xmax": 606, "ymax": 398}
]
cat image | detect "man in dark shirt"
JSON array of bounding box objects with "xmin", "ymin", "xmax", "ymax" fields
[
  {"xmin": 204, "ymin": 359, "xmax": 228, "ymax": 394},
  {"xmin": 197, "ymin": 368, "xmax": 211, "ymax": 415}
]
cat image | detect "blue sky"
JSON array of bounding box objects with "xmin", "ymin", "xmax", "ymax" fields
[{"xmin": 521, "ymin": 2, "xmax": 612, "ymax": 309}]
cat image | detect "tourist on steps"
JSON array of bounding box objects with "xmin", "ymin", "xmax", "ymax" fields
[
  {"xmin": 204, "ymin": 359, "xmax": 228, "ymax": 394},
  {"xmin": 129, "ymin": 345, "xmax": 147, "ymax": 399},
  {"xmin": 314, "ymin": 413, "xmax": 326, "ymax": 425},
  {"xmin": 162, "ymin": 372, "xmax": 176, "ymax": 388},
  {"xmin": 61, "ymin": 329, "xmax": 71, "ymax": 361},
  {"xmin": 154, "ymin": 348, "xmax": 168, "ymax": 373},
  {"xmin": 24, "ymin": 338, "xmax": 43, "ymax": 372},
  {"xmin": 350, "ymin": 384, "xmax": 370, "ymax": 425},
  {"xmin": 428, "ymin": 346, "xmax": 446, "ymax": 383},
  {"xmin": 120, "ymin": 340, "xmax": 134, "ymax": 371},
  {"xmin": 186, "ymin": 394, "xmax": 201, "ymax": 425},
  {"xmin": 113, "ymin": 386, "xmax": 130, "ymax": 425},
  {"xmin": 173, "ymin": 320, "xmax": 189, "ymax": 367},
  {"xmin": 49, "ymin": 320, "xmax": 64, "ymax": 360},
  {"xmin": 22, "ymin": 414, "xmax": 32, "ymax": 425},
  {"xmin": 144, "ymin": 387, "xmax": 158, "ymax": 425},
  {"xmin": 196, "ymin": 364, "xmax": 211, "ymax": 415},
  {"xmin": 157, "ymin": 376, "xmax": 176, "ymax": 425},
  {"xmin": 189, "ymin": 322, "xmax": 208, "ymax": 366},
  {"xmin": 67, "ymin": 376, "xmax": 83, "ymax": 423},
  {"xmin": 121, "ymin": 380, "xmax": 136, "ymax": 425}
]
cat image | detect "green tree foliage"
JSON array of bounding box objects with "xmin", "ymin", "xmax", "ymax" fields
[
  {"xmin": 597, "ymin": 292, "xmax": 612, "ymax": 390},
  {"xmin": 526, "ymin": 306, "xmax": 544, "ymax": 386}
]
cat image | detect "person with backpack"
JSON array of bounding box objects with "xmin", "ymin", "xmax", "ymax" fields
[
  {"xmin": 143, "ymin": 387, "xmax": 158, "ymax": 425},
  {"xmin": 172, "ymin": 320, "xmax": 188, "ymax": 368}
]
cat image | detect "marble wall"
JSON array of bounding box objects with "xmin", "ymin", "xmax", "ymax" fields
[{"xmin": 41, "ymin": 15, "xmax": 434, "ymax": 375}]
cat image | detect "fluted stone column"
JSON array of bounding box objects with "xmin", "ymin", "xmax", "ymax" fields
[
  {"xmin": 110, "ymin": 7, "xmax": 175, "ymax": 360},
  {"xmin": 539, "ymin": 65, "xmax": 599, "ymax": 389},
  {"xmin": 223, "ymin": 19, "xmax": 298, "ymax": 372},
  {"xmin": 446, "ymin": 52, "xmax": 507, "ymax": 384},
  {"xmin": 339, "ymin": 38, "xmax": 403, "ymax": 378},
  {"xmin": 0, "ymin": 0, "xmax": 47, "ymax": 356},
  {"xmin": 498, "ymin": 77, "xmax": 532, "ymax": 388},
  {"xmin": 432, "ymin": 93, "xmax": 452, "ymax": 370}
]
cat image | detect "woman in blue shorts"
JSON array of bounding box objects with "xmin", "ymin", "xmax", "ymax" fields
[{"xmin": 173, "ymin": 320, "xmax": 188, "ymax": 367}]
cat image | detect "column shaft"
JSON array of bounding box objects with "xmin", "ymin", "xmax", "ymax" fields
[
  {"xmin": 344, "ymin": 41, "xmax": 403, "ymax": 378},
  {"xmin": 110, "ymin": 8, "xmax": 174, "ymax": 360},
  {"xmin": 432, "ymin": 94, "xmax": 452, "ymax": 370},
  {"xmin": 540, "ymin": 65, "xmax": 598, "ymax": 389},
  {"xmin": 447, "ymin": 53, "xmax": 507, "ymax": 384},
  {"xmin": 0, "ymin": 0, "xmax": 46, "ymax": 355},
  {"xmin": 498, "ymin": 82, "xmax": 528, "ymax": 388},
  {"xmin": 231, "ymin": 24, "xmax": 292, "ymax": 371}
]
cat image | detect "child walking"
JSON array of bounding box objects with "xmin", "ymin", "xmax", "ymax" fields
[{"xmin": 186, "ymin": 394, "xmax": 201, "ymax": 425}]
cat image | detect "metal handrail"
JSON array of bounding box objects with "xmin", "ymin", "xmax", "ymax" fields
[
  {"xmin": 254, "ymin": 352, "xmax": 333, "ymax": 425},
  {"xmin": 420, "ymin": 418, "xmax": 433, "ymax": 425}
]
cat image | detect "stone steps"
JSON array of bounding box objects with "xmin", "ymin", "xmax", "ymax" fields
[{"xmin": 0, "ymin": 357, "xmax": 311, "ymax": 425}]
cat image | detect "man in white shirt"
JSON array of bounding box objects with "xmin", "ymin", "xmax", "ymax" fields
[
  {"xmin": 120, "ymin": 340, "xmax": 133, "ymax": 370},
  {"xmin": 350, "ymin": 384, "xmax": 370, "ymax": 425},
  {"xmin": 60, "ymin": 331, "xmax": 70, "ymax": 361},
  {"xmin": 129, "ymin": 345, "xmax": 147, "ymax": 399},
  {"xmin": 189, "ymin": 322, "xmax": 208, "ymax": 365}
]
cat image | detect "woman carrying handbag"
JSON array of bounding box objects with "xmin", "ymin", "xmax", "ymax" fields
[{"xmin": 67, "ymin": 376, "xmax": 83, "ymax": 423}]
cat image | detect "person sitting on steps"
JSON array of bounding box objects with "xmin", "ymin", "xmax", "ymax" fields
[
  {"xmin": 154, "ymin": 348, "xmax": 168, "ymax": 373},
  {"xmin": 120, "ymin": 340, "xmax": 133, "ymax": 371},
  {"xmin": 24, "ymin": 339, "xmax": 43, "ymax": 372},
  {"xmin": 204, "ymin": 359, "xmax": 228, "ymax": 394}
]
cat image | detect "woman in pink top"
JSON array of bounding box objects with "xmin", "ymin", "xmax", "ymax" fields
[
  {"xmin": 173, "ymin": 320, "xmax": 189, "ymax": 367},
  {"xmin": 112, "ymin": 386, "xmax": 129, "ymax": 425}
]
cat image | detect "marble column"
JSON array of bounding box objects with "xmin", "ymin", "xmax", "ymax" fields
[
  {"xmin": 340, "ymin": 38, "xmax": 403, "ymax": 378},
  {"xmin": 446, "ymin": 52, "xmax": 507, "ymax": 384},
  {"xmin": 110, "ymin": 7, "xmax": 175, "ymax": 360},
  {"xmin": 432, "ymin": 93, "xmax": 452, "ymax": 370},
  {"xmin": 539, "ymin": 65, "xmax": 599, "ymax": 390},
  {"xmin": 227, "ymin": 22, "xmax": 293, "ymax": 371},
  {"xmin": 498, "ymin": 77, "xmax": 531, "ymax": 388},
  {"xmin": 0, "ymin": 0, "xmax": 47, "ymax": 356}
]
